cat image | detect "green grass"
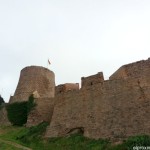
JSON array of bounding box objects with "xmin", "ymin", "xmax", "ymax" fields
[
  {"xmin": 0, "ymin": 126, "xmax": 28, "ymax": 141},
  {"xmin": 0, "ymin": 124, "xmax": 150, "ymax": 150},
  {"xmin": 0, "ymin": 141, "xmax": 22, "ymax": 150},
  {"xmin": 0, "ymin": 123, "xmax": 110, "ymax": 150}
]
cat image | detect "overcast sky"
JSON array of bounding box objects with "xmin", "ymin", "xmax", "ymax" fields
[{"xmin": 0, "ymin": 0, "xmax": 150, "ymax": 102}]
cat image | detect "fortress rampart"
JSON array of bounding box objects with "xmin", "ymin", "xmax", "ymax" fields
[
  {"xmin": 110, "ymin": 58, "xmax": 150, "ymax": 80},
  {"xmin": 45, "ymin": 58, "xmax": 150, "ymax": 141},
  {"xmin": 1, "ymin": 58, "xmax": 150, "ymax": 141},
  {"xmin": 26, "ymin": 97, "xmax": 54, "ymax": 126}
]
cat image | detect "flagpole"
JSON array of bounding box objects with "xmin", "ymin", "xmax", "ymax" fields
[{"xmin": 47, "ymin": 59, "xmax": 51, "ymax": 69}]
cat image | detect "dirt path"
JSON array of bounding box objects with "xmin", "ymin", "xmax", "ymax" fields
[{"xmin": 0, "ymin": 138, "xmax": 32, "ymax": 150}]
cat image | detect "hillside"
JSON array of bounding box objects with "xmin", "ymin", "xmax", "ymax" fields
[{"xmin": 0, "ymin": 123, "xmax": 150, "ymax": 150}]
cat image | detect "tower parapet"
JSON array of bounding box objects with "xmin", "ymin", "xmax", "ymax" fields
[{"xmin": 9, "ymin": 66, "xmax": 55, "ymax": 103}]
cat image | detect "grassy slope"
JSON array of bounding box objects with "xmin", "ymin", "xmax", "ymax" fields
[
  {"xmin": 0, "ymin": 124, "xmax": 110, "ymax": 150},
  {"xmin": 0, "ymin": 124, "xmax": 150, "ymax": 150},
  {"xmin": 0, "ymin": 141, "xmax": 22, "ymax": 150}
]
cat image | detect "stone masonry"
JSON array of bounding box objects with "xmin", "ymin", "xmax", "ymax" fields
[
  {"xmin": 45, "ymin": 58, "xmax": 150, "ymax": 141},
  {"xmin": 55, "ymin": 83, "xmax": 79, "ymax": 95},
  {"xmin": 9, "ymin": 66, "xmax": 55, "ymax": 103},
  {"xmin": 0, "ymin": 106, "xmax": 11, "ymax": 126},
  {"xmin": 1, "ymin": 58, "xmax": 150, "ymax": 141},
  {"xmin": 9, "ymin": 66, "xmax": 55, "ymax": 126}
]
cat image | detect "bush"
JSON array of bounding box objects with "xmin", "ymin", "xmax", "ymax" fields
[
  {"xmin": 124, "ymin": 135, "xmax": 150, "ymax": 149},
  {"xmin": 6, "ymin": 95, "xmax": 36, "ymax": 126},
  {"xmin": 17, "ymin": 122, "xmax": 49, "ymax": 143},
  {"xmin": 0, "ymin": 103, "xmax": 5, "ymax": 110},
  {"xmin": 6, "ymin": 101, "xmax": 28, "ymax": 126},
  {"xmin": 109, "ymin": 135, "xmax": 150, "ymax": 150},
  {"xmin": 0, "ymin": 95, "xmax": 5, "ymax": 105}
]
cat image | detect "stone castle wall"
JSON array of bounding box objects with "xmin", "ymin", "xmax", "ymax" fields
[
  {"xmin": 46, "ymin": 58, "xmax": 150, "ymax": 141},
  {"xmin": 110, "ymin": 58, "xmax": 150, "ymax": 80},
  {"xmin": 2, "ymin": 58, "xmax": 150, "ymax": 141},
  {"xmin": 55, "ymin": 83, "xmax": 79, "ymax": 95},
  {"xmin": 26, "ymin": 97, "xmax": 54, "ymax": 127},
  {"xmin": 81, "ymin": 72, "xmax": 104, "ymax": 88},
  {"xmin": 0, "ymin": 105, "xmax": 11, "ymax": 126}
]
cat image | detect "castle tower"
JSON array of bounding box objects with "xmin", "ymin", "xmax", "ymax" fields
[{"xmin": 9, "ymin": 66, "xmax": 55, "ymax": 103}]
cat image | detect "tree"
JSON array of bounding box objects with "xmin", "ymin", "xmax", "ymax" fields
[{"xmin": 0, "ymin": 95, "xmax": 4, "ymax": 105}]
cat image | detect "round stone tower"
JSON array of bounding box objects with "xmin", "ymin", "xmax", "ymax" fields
[{"xmin": 9, "ymin": 66, "xmax": 55, "ymax": 103}]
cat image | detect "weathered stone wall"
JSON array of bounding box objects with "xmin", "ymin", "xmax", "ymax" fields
[
  {"xmin": 46, "ymin": 59, "xmax": 150, "ymax": 141},
  {"xmin": 9, "ymin": 66, "xmax": 55, "ymax": 103},
  {"xmin": 82, "ymin": 77, "xmax": 150, "ymax": 141},
  {"xmin": 110, "ymin": 58, "xmax": 150, "ymax": 80},
  {"xmin": 0, "ymin": 105, "xmax": 11, "ymax": 126},
  {"xmin": 81, "ymin": 72, "xmax": 104, "ymax": 88},
  {"xmin": 26, "ymin": 97, "xmax": 54, "ymax": 127},
  {"xmin": 45, "ymin": 90, "xmax": 82, "ymax": 137},
  {"xmin": 2, "ymin": 58, "xmax": 150, "ymax": 141},
  {"xmin": 55, "ymin": 83, "xmax": 79, "ymax": 95},
  {"xmin": 8, "ymin": 66, "xmax": 55, "ymax": 127}
]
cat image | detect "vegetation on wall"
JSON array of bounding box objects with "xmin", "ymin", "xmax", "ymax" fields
[
  {"xmin": 6, "ymin": 101, "xmax": 27, "ymax": 126},
  {"xmin": 6, "ymin": 95, "xmax": 36, "ymax": 126}
]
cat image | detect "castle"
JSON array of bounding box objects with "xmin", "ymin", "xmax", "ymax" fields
[{"xmin": 1, "ymin": 58, "xmax": 150, "ymax": 141}]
